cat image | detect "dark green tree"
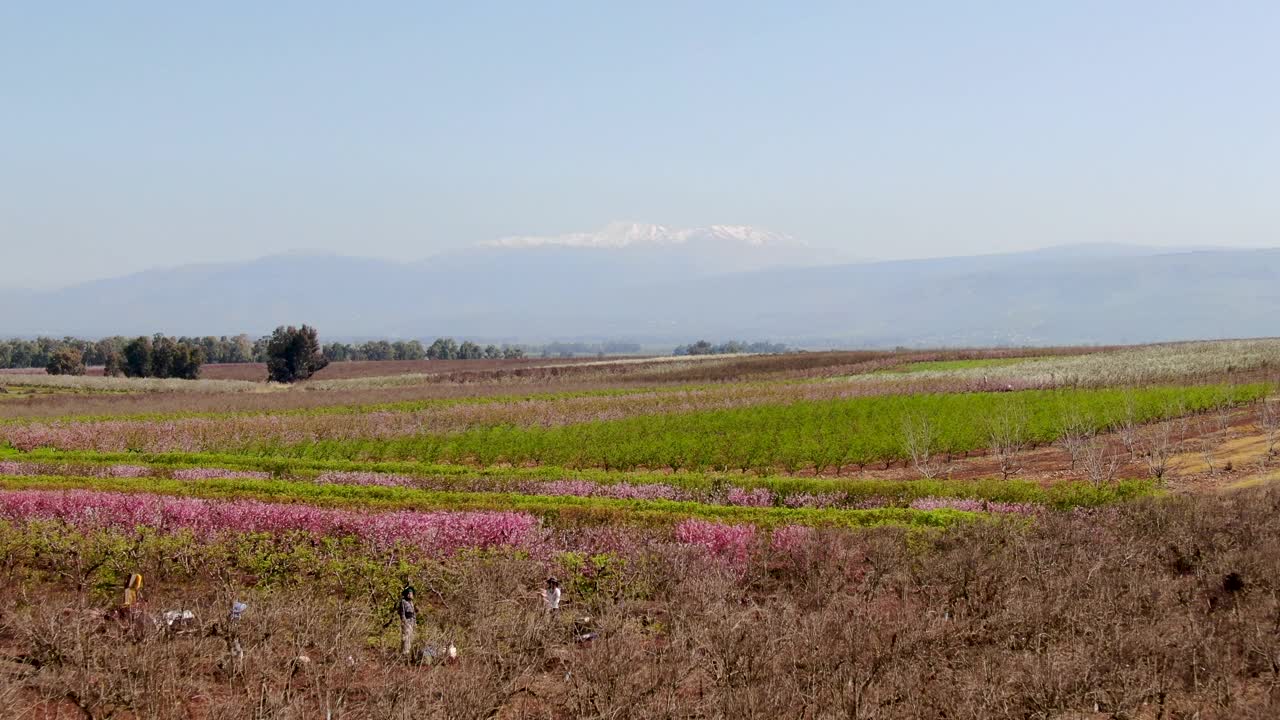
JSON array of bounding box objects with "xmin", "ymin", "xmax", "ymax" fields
[
  {"xmin": 122, "ymin": 337, "xmax": 152, "ymax": 378},
  {"xmin": 324, "ymin": 342, "xmax": 356, "ymax": 362},
  {"xmin": 427, "ymin": 338, "xmax": 459, "ymax": 360},
  {"xmin": 266, "ymin": 325, "xmax": 329, "ymax": 383},
  {"xmin": 150, "ymin": 335, "xmax": 179, "ymax": 378},
  {"xmin": 393, "ymin": 340, "xmax": 426, "ymax": 360},
  {"xmin": 169, "ymin": 342, "xmax": 204, "ymax": 379},
  {"xmin": 361, "ymin": 340, "xmax": 395, "ymax": 361}
]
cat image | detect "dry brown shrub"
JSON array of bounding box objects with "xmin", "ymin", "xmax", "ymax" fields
[{"xmin": 4, "ymin": 489, "xmax": 1280, "ymax": 717}]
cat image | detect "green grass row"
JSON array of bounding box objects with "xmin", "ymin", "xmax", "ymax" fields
[
  {"xmin": 2, "ymin": 449, "xmax": 1156, "ymax": 508},
  {"xmin": 217, "ymin": 384, "xmax": 1263, "ymax": 472},
  {"xmin": 0, "ymin": 474, "xmax": 979, "ymax": 529}
]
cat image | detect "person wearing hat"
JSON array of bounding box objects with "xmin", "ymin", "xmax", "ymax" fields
[{"xmin": 543, "ymin": 577, "xmax": 562, "ymax": 612}]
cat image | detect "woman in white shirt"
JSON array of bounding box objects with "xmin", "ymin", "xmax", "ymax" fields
[{"xmin": 543, "ymin": 577, "xmax": 562, "ymax": 612}]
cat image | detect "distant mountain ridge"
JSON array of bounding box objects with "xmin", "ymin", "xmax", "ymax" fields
[
  {"xmin": 484, "ymin": 222, "xmax": 802, "ymax": 249},
  {"xmin": 2, "ymin": 239, "xmax": 1278, "ymax": 346}
]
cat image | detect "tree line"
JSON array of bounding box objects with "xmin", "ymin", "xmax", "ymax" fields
[
  {"xmin": 23, "ymin": 326, "xmax": 330, "ymax": 383},
  {"xmin": 529, "ymin": 341, "xmax": 642, "ymax": 358},
  {"xmin": 323, "ymin": 339, "xmax": 526, "ymax": 361},
  {"xmin": 31, "ymin": 334, "xmax": 208, "ymax": 378},
  {"xmin": 672, "ymin": 340, "xmax": 789, "ymax": 356},
  {"xmin": 0, "ymin": 335, "xmax": 257, "ymax": 370},
  {"xmin": 0, "ymin": 334, "xmax": 532, "ymax": 370},
  {"xmin": 1, "ymin": 333, "xmax": 704, "ymax": 375}
]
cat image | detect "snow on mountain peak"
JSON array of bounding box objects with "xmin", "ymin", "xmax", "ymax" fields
[{"xmin": 483, "ymin": 222, "xmax": 802, "ymax": 249}]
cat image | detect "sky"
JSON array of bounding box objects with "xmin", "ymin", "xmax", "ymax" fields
[{"xmin": 2, "ymin": 1, "xmax": 1278, "ymax": 289}]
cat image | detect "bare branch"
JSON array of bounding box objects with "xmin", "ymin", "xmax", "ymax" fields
[
  {"xmin": 1081, "ymin": 434, "xmax": 1120, "ymax": 487},
  {"xmin": 1057, "ymin": 410, "xmax": 1090, "ymax": 471},
  {"xmin": 900, "ymin": 413, "xmax": 943, "ymax": 479},
  {"xmin": 985, "ymin": 406, "xmax": 1028, "ymax": 480}
]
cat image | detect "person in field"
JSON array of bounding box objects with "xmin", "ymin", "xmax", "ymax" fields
[
  {"xmin": 209, "ymin": 600, "xmax": 248, "ymax": 671},
  {"xmin": 111, "ymin": 573, "xmax": 147, "ymax": 640},
  {"xmin": 227, "ymin": 601, "xmax": 247, "ymax": 665},
  {"xmin": 396, "ymin": 586, "xmax": 417, "ymax": 657},
  {"xmin": 543, "ymin": 577, "xmax": 562, "ymax": 612},
  {"xmin": 123, "ymin": 573, "xmax": 143, "ymax": 607}
]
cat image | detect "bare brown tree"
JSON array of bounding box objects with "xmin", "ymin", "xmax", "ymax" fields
[
  {"xmin": 1214, "ymin": 394, "xmax": 1234, "ymax": 434},
  {"xmin": 1197, "ymin": 418, "xmax": 1218, "ymax": 475},
  {"xmin": 985, "ymin": 406, "xmax": 1028, "ymax": 480},
  {"xmin": 901, "ymin": 412, "xmax": 943, "ymax": 479},
  {"xmin": 1260, "ymin": 396, "xmax": 1280, "ymax": 465},
  {"xmin": 1057, "ymin": 410, "xmax": 1091, "ymax": 471},
  {"xmin": 1135, "ymin": 419, "xmax": 1175, "ymax": 483},
  {"xmin": 1081, "ymin": 434, "xmax": 1120, "ymax": 486},
  {"xmin": 1117, "ymin": 392, "xmax": 1139, "ymax": 453}
]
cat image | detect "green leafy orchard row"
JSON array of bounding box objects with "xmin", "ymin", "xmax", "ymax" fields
[{"xmin": 230, "ymin": 384, "xmax": 1264, "ymax": 471}]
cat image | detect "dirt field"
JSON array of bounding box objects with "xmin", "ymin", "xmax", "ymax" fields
[{"xmin": 804, "ymin": 402, "xmax": 1280, "ymax": 498}]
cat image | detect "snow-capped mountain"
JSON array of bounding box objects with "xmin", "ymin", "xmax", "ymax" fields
[
  {"xmin": 482, "ymin": 222, "xmax": 803, "ymax": 249},
  {"xmin": 6, "ymin": 244, "xmax": 1280, "ymax": 345},
  {"xmin": 448, "ymin": 221, "xmax": 835, "ymax": 290}
]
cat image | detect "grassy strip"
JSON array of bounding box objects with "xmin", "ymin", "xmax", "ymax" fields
[
  {"xmin": 207, "ymin": 384, "xmax": 1264, "ymax": 471},
  {"xmin": 0, "ymin": 474, "xmax": 977, "ymax": 529},
  {"xmin": 2, "ymin": 449, "xmax": 1155, "ymax": 508}
]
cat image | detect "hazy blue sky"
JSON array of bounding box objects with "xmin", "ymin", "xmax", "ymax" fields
[{"xmin": 3, "ymin": 1, "xmax": 1278, "ymax": 288}]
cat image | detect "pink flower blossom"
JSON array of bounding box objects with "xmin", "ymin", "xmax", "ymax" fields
[
  {"xmin": 0, "ymin": 460, "xmax": 37, "ymax": 476},
  {"xmin": 606, "ymin": 482, "xmax": 685, "ymax": 501},
  {"xmin": 531, "ymin": 480, "xmax": 688, "ymax": 502},
  {"xmin": 674, "ymin": 519, "xmax": 756, "ymax": 567},
  {"xmin": 0, "ymin": 461, "xmax": 152, "ymax": 479},
  {"xmin": 0, "ymin": 489, "xmax": 544, "ymax": 556},
  {"xmin": 769, "ymin": 525, "xmax": 818, "ymax": 560},
  {"xmin": 782, "ymin": 492, "xmax": 846, "ymax": 509},
  {"xmin": 725, "ymin": 487, "xmax": 774, "ymax": 507},
  {"xmin": 97, "ymin": 464, "xmax": 151, "ymax": 478},
  {"xmin": 315, "ymin": 471, "xmax": 418, "ymax": 488}
]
